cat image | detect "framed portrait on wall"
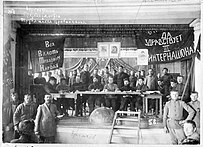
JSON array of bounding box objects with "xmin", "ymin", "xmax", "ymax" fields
[
  {"xmin": 98, "ymin": 42, "xmax": 109, "ymax": 58},
  {"xmin": 109, "ymin": 42, "xmax": 120, "ymax": 58},
  {"xmin": 137, "ymin": 49, "xmax": 148, "ymax": 65}
]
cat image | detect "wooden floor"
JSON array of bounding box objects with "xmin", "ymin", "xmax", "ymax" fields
[{"xmin": 56, "ymin": 116, "xmax": 172, "ymax": 144}]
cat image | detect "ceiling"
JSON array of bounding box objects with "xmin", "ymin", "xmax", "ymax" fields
[{"xmin": 4, "ymin": 0, "xmax": 201, "ymax": 25}]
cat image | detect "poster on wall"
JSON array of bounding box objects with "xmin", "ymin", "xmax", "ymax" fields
[
  {"xmin": 137, "ymin": 49, "xmax": 148, "ymax": 65},
  {"xmin": 30, "ymin": 38, "xmax": 65, "ymax": 72},
  {"xmin": 109, "ymin": 42, "xmax": 120, "ymax": 58},
  {"xmin": 98, "ymin": 42, "xmax": 109, "ymax": 58},
  {"xmin": 136, "ymin": 30, "xmax": 195, "ymax": 64},
  {"xmin": 120, "ymin": 48, "xmax": 137, "ymax": 58}
]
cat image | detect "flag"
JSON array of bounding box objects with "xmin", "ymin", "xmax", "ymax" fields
[{"xmin": 3, "ymin": 36, "xmax": 14, "ymax": 103}]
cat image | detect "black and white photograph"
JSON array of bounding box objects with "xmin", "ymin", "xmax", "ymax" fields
[{"xmin": 1, "ymin": 0, "xmax": 202, "ymax": 146}]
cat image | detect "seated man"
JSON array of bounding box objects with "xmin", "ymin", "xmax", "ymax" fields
[
  {"xmin": 131, "ymin": 78, "xmax": 148, "ymax": 112},
  {"xmin": 88, "ymin": 77, "xmax": 103, "ymax": 115},
  {"xmin": 71, "ymin": 76, "xmax": 86, "ymax": 116},
  {"xmin": 119, "ymin": 78, "xmax": 134, "ymax": 111},
  {"xmin": 181, "ymin": 120, "xmax": 200, "ymax": 144},
  {"xmin": 10, "ymin": 119, "xmax": 38, "ymax": 143},
  {"xmin": 103, "ymin": 76, "xmax": 119, "ymax": 112},
  {"xmin": 56, "ymin": 78, "xmax": 72, "ymax": 116}
]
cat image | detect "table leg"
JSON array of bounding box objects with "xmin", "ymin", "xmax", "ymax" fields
[
  {"xmin": 143, "ymin": 97, "xmax": 145, "ymax": 114},
  {"xmin": 146, "ymin": 97, "xmax": 148, "ymax": 115},
  {"xmin": 156, "ymin": 99, "xmax": 158, "ymax": 115},
  {"xmin": 74, "ymin": 94, "xmax": 78, "ymax": 116},
  {"xmin": 160, "ymin": 96, "xmax": 162, "ymax": 118}
]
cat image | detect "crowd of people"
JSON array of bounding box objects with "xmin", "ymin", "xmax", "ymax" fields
[{"xmin": 2, "ymin": 64, "xmax": 200, "ymax": 144}]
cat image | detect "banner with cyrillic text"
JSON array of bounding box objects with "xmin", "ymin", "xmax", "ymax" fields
[
  {"xmin": 30, "ymin": 38, "xmax": 64, "ymax": 72},
  {"xmin": 136, "ymin": 30, "xmax": 195, "ymax": 64}
]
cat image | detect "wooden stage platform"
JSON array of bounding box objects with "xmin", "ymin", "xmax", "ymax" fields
[{"xmin": 56, "ymin": 116, "xmax": 172, "ymax": 144}]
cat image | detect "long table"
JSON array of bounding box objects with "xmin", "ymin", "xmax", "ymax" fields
[{"xmin": 51, "ymin": 91, "xmax": 162, "ymax": 117}]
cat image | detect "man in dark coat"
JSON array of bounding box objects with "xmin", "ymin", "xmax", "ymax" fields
[
  {"xmin": 34, "ymin": 72, "xmax": 46, "ymax": 85},
  {"xmin": 90, "ymin": 68, "xmax": 101, "ymax": 84},
  {"xmin": 131, "ymin": 78, "xmax": 148, "ymax": 111},
  {"xmin": 80, "ymin": 64, "xmax": 91, "ymax": 113},
  {"xmin": 119, "ymin": 78, "xmax": 134, "ymax": 111},
  {"xmin": 2, "ymin": 92, "xmax": 20, "ymax": 142},
  {"xmin": 88, "ymin": 77, "xmax": 103, "ymax": 114},
  {"xmin": 56, "ymin": 78, "xmax": 72, "ymax": 115},
  {"xmin": 71, "ymin": 76, "xmax": 86, "ymax": 116},
  {"xmin": 161, "ymin": 68, "xmax": 173, "ymax": 97},
  {"xmin": 116, "ymin": 66, "xmax": 129, "ymax": 89},
  {"xmin": 10, "ymin": 119, "xmax": 38, "ymax": 143}
]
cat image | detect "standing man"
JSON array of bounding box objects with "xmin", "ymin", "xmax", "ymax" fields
[
  {"xmin": 90, "ymin": 68, "xmax": 101, "ymax": 84},
  {"xmin": 176, "ymin": 75, "xmax": 189, "ymax": 102},
  {"xmin": 69, "ymin": 70, "xmax": 77, "ymax": 87},
  {"xmin": 115, "ymin": 66, "xmax": 129, "ymax": 111},
  {"xmin": 80, "ymin": 64, "xmax": 91, "ymax": 112},
  {"xmin": 163, "ymin": 90, "xmax": 195, "ymax": 145},
  {"xmin": 188, "ymin": 91, "xmax": 200, "ymax": 133},
  {"xmin": 129, "ymin": 70, "xmax": 137, "ymax": 88},
  {"xmin": 35, "ymin": 94, "xmax": 62, "ymax": 143},
  {"xmin": 103, "ymin": 67, "xmax": 113, "ymax": 85},
  {"xmin": 2, "ymin": 92, "xmax": 20, "ymax": 142},
  {"xmin": 116, "ymin": 66, "xmax": 129, "ymax": 89},
  {"xmin": 13, "ymin": 94, "xmax": 37, "ymax": 139},
  {"xmin": 80, "ymin": 64, "xmax": 91, "ymax": 90},
  {"xmin": 27, "ymin": 69, "xmax": 34, "ymax": 91},
  {"xmin": 145, "ymin": 68, "xmax": 157, "ymax": 90},
  {"xmin": 145, "ymin": 68, "xmax": 158, "ymax": 112},
  {"xmin": 161, "ymin": 68, "xmax": 173, "ymax": 97}
]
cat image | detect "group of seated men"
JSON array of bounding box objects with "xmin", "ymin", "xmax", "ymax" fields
[{"xmin": 28, "ymin": 65, "xmax": 194, "ymax": 117}]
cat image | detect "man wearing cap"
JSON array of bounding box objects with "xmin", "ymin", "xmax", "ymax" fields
[
  {"xmin": 163, "ymin": 90, "xmax": 195, "ymax": 144},
  {"xmin": 10, "ymin": 119, "xmax": 38, "ymax": 143},
  {"xmin": 13, "ymin": 94, "xmax": 37, "ymax": 139},
  {"xmin": 35, "ymin": 94, "xmax": 61, "ymax": 143}
]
